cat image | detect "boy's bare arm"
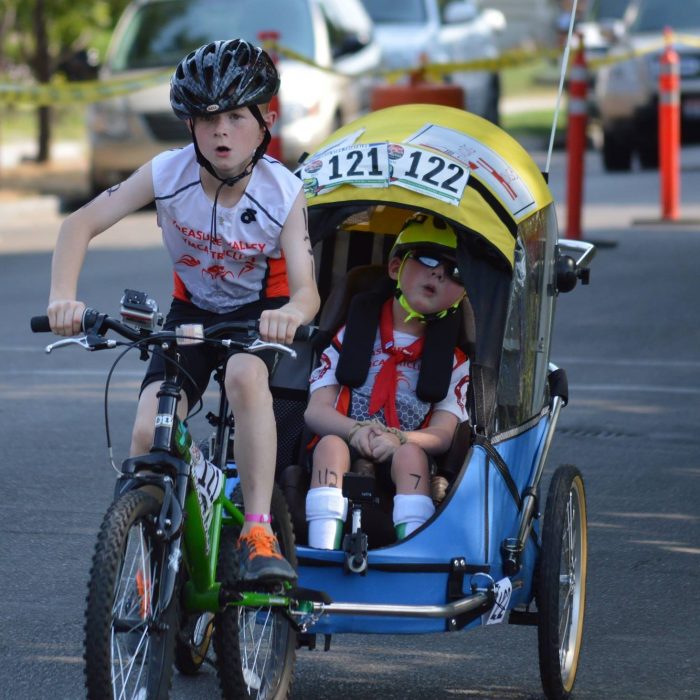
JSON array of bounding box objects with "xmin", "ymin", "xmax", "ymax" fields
[
  {"xmin": 260, "ymin": 190, "xmax": 320, "ymax": 344},
  {"xmin": 304, "ymin": 386, "xmax": 355, "ymax": 438},
  {"xmin": 403, "ymin": 410, "xmax": 459, "ymax": 455},
  {"xmin": 48, "ymin": 164, "xmax": 155, "ymax": 335}
]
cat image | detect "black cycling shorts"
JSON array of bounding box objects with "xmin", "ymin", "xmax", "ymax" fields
[{"xmin": 140, "ymin": 297, "xmax": 287, "ymax": 408}]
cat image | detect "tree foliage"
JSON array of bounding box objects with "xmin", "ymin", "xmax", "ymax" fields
[
  {"xmin": 0, "ymin": 0, "xmax": 130, "ymax": 161},
  {"xmin": 1, "ymin": 0, "xmax": 130, "ymax": 72}
]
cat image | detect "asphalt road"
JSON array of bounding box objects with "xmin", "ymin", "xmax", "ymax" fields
[{"xmin": 1, "ymin": 147, "xmax": 699, "ymax": 699}]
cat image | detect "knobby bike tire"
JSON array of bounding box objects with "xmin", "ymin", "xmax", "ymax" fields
[
  {"xmin": 174, "ymin": 607, "xmax": 215, "ymax": 675},
  {"xmin": 536, "ymin": 464, "xmax": 588, "ymax": 700},
  {"xmin": 84, "ymin": 489, "xmax": 179, "ymax": 700},
  {"xmin": 214, "ymin": 485, "xmax": 298, "ymax": 700}
]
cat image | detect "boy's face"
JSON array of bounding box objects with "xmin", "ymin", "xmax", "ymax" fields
[
  {"xmin": 388, "ymin": 249, "xmax": 465, "ymax": 316},
  {"xmin": 190, "ymin": 105, "xmax": 276, "ymax": 176}
]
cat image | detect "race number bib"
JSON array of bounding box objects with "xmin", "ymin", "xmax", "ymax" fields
[
  {"xmin": 482, "ymin": 577, "xmax": 512, "ymax": 625},
  {"xmin": 301, "ymin": 143, "xmax": 388, "ymax": 196},
  {"xmin": 389, "ymin": 144, "xmax": 469, "ymax": 205},
  {"xmin": 300, "ymin": 141, "xmax": 469, "ymax": 205}
]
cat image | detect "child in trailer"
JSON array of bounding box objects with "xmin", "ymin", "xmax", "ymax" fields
[
  {"xmin": 45, "ymin": 39, "xmax": 320, "ymax": 582},
  {"xmin": 303, "ymin": 214, "xmax": 471, "ymax": 548}
]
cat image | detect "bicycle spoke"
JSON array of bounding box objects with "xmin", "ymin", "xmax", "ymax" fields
[
  {"xmin": 240, "ymin": 606, "xmax": 278, "ymax": 698},
  {"xmin": 110, "ymin": 523, "xmax": 155, "ymax": 699},
  {"xmin": 566, "ymin": 494, "xmax": 575, "ymax": 570},
  {"xmin": 558, "ymin": 581, "xmax": 574, "ymax": 668}
]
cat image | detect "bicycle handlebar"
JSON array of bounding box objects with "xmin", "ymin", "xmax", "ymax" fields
[{"xmin": 30, "ymin": 309, "xmax": 316, "ymax": 344}]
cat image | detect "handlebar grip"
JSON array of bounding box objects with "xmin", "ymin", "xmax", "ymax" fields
[
  {"xmin": 30, "ymin": 316, "xmax": 52, "ymax": 333},
  {"xmin": 293, "ymin": 324, "xmax": 316, "ymax": 342}
]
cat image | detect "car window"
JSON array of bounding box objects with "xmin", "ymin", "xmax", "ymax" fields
[
  {"xmin": 319, "ymin": 0, "xmax": 373, "ymax": 57},
  {"xmin": 628, "ymin": 0, "xmax": 700, "ymax": 33},
  {"xmin": 359, "ymin": 0, "xmax": 427, "ymax": 24},
  {"xmin": 109, "ymin": 0, "xmax": 315, "ymax": 71},
  {"xmin": 585, "ymin": 0, "xmax": 630, "ymax": 21}
]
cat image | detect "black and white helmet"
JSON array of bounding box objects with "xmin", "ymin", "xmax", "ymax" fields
[{"xmin": 170, "ymin": 39, "xmax": 279, "ymax": 120}]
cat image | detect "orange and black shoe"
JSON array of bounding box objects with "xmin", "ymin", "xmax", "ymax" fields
[{"xmin": 237, "ymin": 526, "xmax": 297, "ymax": 583}]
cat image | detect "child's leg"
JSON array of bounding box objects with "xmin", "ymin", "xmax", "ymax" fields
[
  {"xmin": 306, "ymin": 436, "xmax": 351, "ymax": 549},
  {"xmin": 225, "ymin": 353, "xmax": 277, "ymax": 532},
  {"xmin": 225, "ymin": 352, "xmax": 296, "ymax": 581},
  {"xmin": 390, "ymin": 444, "xmax": 435, "ymax": 539},
  {"xmin": 130, "ymin": 381, "xmax": 189, "ymax": 456}
]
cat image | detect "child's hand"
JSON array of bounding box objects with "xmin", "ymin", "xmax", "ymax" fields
[
  {"xmin": 348, "ymin": 424, "xmax": 377, "ymax": 458},
  {"xmin": 259, "ymin": 306, "xmax": 304, "ymax": 345},
  {"xmin": 369, "ymin": 429, "xmax": 402, "ymax": 462},
  {"xmin": 47, "ymin": 299, "xmax": 86, "ymax": 336}
]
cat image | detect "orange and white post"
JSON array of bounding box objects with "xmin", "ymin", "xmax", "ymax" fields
[
  {"xmin": 258, "ymin": 30, "xmax": 283, "ymax": 162},
  {"xmin": 658, "ymin": 28, "xmax": 681, "ymax": 221},
  {"xmin": 565, "ymin": 38, "xmax": 588, "ymax": 240}
]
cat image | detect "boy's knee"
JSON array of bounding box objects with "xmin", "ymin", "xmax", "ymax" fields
[
  {"xmin": 315, "ymin": 434, "xmax": 347, "ymax": 455},
  {"xmin": 310, "ymin": 436, "xmax": 350, "ymax": 488},
  {"xmin": 225, "ymin": 355, "xmax": 270, "ymax": 401},
  {"xmin": 392, "ymin": 443, "xmax": 428, "ymax": 471}
]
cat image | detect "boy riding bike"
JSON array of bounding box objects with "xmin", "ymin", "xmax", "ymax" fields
[
  {"xmin": 304, "ymin": 214, "xmax": 470, "ymax": 547},
  {"xmin": 46, "ymin": 39, "xmax": 319, "ymax": 583}
]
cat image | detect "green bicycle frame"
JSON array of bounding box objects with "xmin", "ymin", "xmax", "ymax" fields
[{"xmin": 180, "ymin": 477, "xmax": 292, "ymax": 613}]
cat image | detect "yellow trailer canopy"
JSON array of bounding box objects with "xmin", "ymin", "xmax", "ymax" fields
[{"xmin": 300, "ymin": 104, "xmax": 553, "ymax": 271}]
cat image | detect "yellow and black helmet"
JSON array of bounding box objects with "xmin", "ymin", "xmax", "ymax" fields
[
  {"xmin": 390, "ymin": 213, "xmax": 458, "ymax": 260},
  {"xmin": 391, "ymin": 213, "xmax": 465, "ymax": 322}
]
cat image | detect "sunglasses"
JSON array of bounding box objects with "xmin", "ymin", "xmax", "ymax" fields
[{"xmin": 407, "ymin": 250, "xmax": 461, "ymax": 283}]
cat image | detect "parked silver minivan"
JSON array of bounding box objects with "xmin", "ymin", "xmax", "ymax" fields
[{"xmin": 87, "ymin": 0, "xmax": 381, "ymax": 192}]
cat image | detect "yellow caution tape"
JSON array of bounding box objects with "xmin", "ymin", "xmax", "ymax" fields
[
  {"xmin": 674, "ymin": 33, "xmax": 700, "ymax": 49},
  {"xmin": 2, "ymin": 32, "xmax": 699, "ymax": 107},
  {"xmin": 264, "ymin": 39, "xmax": 546, "ymax": 83},
  {"xmin": 0, "ymin": 69, "xmax": 171, "ymax": 106}
]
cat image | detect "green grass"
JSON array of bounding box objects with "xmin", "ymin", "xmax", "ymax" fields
[
  {"xmin": 500, "ymin": 57, "xmax": 560, "ymax": 99},
  {"xmin": 0, "ymin": 104, "xmax": 87, "ymax": 140},
  {"xmin": 502, "ymin": 108, "xmax": 566, "ymax": 142}
]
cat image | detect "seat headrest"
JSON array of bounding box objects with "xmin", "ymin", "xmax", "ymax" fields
[{"xmin": 318, "ymin": 264, "xmax": 390, "ymax": 335}]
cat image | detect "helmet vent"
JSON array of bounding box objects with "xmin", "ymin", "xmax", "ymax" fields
[
  {"xmin": 235, "ymin": 43, "xmax": 250, "ymax": 66},
  {"xmin": 221, "ymin": 51, "xmax": 233, "ymax": 75},
  {"xmin": 203, "ymin": 65, "xmax": 214, "ymax": 90}
]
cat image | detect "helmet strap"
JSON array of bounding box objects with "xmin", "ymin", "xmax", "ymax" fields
[{"xmin": 394, "ymin": 254, "xmax": 465, "ymax": 323}]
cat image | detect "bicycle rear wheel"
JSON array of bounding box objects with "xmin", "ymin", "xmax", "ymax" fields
[
  {"xmin": 215, "ymin": 485, "xmax": 298, "ymax": 700},
  {"xmin": 84, "ymin": 489, "xmax": 179, "ymax": 700}
]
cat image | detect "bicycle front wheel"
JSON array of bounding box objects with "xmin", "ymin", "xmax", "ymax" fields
[
  {"xmin": 215, "ymin": 485, "xmax": 297, "ymax": 700},
  {"xmin": 84, "ymin": 489, "xmax": 179, "ymax": 700}
]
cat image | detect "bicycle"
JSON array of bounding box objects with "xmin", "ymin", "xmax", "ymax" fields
[{"xmin": 31, "ymin": 290, "xmax": 316, "ymax": 700}]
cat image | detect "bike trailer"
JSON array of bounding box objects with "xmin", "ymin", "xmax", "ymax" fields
[{"xmin": 284, "ymin": 104, "xmax": 593, "ymax": 642}]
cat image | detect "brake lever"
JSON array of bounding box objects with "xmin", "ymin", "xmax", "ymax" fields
[
  {"xmin": 45, "ymin": 334, "xmax": 118, "ymax": 354},
  {"xmin": 222, "ymin": 337, "xmax": 297, "ymax": 359}
]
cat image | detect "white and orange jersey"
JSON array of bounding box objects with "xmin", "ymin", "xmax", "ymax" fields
[
  {"xmin": 310, "ymin": 326, "xmax": 470, "ymax": 431},
  {"xmin": 152, "ymin": 145, "xmax": 302, "ymax": 312}
]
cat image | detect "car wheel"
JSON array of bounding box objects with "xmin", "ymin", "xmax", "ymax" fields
[
  {"xmin": 601, "ymin": 127, "xmax": 632, "ymax": 172},
  {"xmin": 638, "ymin": 138, "xmax": 659, "ymax": 170}
]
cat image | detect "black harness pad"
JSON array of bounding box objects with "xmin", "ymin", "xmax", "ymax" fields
[{"xmin": 335, "ymin": 284, "xmax": 461, "ymax": 405}]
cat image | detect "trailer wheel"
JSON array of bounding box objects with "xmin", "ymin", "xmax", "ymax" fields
[{"xmin": 536, "ymin": 465, "xmax": 588, "ymax": 700}]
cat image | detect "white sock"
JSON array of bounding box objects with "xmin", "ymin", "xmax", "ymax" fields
[
  {"xmin": 306, "ymin": 486, "xmax": 348, "ymax": 549},
  {"xmin": 393, "ymin": 494, "xmax": 435, "ymax": 539}
]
